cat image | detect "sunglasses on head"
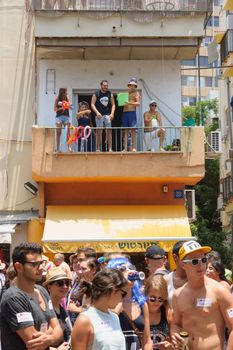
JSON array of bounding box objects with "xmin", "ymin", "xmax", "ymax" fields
[
  {"xmin": 183, "ymin": 256, "xmax": 207, "ymax": 266},
  {"xmin": 52, "ymin": 280, "xmax": 71, "ymax": 287},
  {"xmin": 148, "ymin": 296, "xmax": 164, "ymax": 303}
]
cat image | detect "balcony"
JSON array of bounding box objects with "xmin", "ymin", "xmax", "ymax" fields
[
  {"xmin": 32, "ymin": 125, "xmax": 205, "ymax": 185},
  {"xmin": 33, "ymin": 0, "xmax": 212, "ymax": 60},
  {"xmin": 221, "ymin": 176, "xmax": 233, "ymax": 205},
  {"xmin": 32, "ymin": 0, "xmax": 212, "ymax": 12},
  {"xmin": 220, "ymin": 30, "xmax": 233, "ymax": 65}
]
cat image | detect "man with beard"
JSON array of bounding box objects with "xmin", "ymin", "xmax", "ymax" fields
[
  {"xmin": 91, "ymin": 80, "xmax": 115, "ymax": 152},
  {"xmin": 122, "ymin": 78, "xmax": 140, "ymax": 152},
  {"xmin": 0, "ymin": 243, "xmax": 62, "ymax": 350}
]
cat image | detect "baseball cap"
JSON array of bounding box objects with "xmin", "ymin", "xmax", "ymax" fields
[
  {"xmin": 150, "ymin": 100, "xmax": 157, "ymax": 106},
  {"xmin": 128, "ymin": 78, "xmax": 138, "ymax": 86},
  {"xmin": 179, "ymin": 240, "xmax": 211, "ymax": 261},
  {"xmin": 145, "ymin": 245, "xmax": 165, "ymax": 259}
]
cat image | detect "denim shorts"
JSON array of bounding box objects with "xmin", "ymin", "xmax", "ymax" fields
[
  {"xmin": 56, "ymin": 115, "xmax": 70, "ymax": 124},
  {"xmin": 95, "ymin": 115, "xmax": 111, "ymax": 128},
  {"xmin": 122, "ymin": 111, "xmax": 137, "ymax": 128}
]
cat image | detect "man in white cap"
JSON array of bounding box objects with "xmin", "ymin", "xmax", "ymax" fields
[
  {"xmin": 143, "ymin": 100, "xmax": 165, "ymax": 151},
  {"xmin": 171, "ymin": 240, "xmax": 233, "ymax": 350},
  {"xmin": 122, "ymin": 78, "xmax": 140, "ymax": 152}
]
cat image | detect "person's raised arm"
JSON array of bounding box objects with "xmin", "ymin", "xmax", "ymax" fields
[
  {"xmin": 77, "ymin": 109, "xmax": 92, "ymax": 120},
  {"xmin": 71, "ymin": 315, "xmax": 93, "ymax": 350},
  {"xmin": 127, "ymin": 93, "xmax": 140, "ymax": 107}
]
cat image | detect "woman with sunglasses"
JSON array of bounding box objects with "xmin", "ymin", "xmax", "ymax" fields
[
  {"xmin": 106, "ymin": 257, "xmax": 152, "ymax": 350},
  {"xmin": 43, "ymin": 267, "xmax": 72, "ymax": 349},
  {"xmin": 145, "ymin": 275, "xmax": 172, "ymax": 350},
  {"xmin": 71, "ymin": 269, "xmax": 127, "ymax": 350}
]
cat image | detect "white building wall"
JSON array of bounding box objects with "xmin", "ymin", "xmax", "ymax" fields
[
  {"xmin": 38, "ymin": 59, "xmax": 182, "ymax": 127},
  {"xmin": 0, "ymin": 1, "xmax": 38, "ymax": 211}
]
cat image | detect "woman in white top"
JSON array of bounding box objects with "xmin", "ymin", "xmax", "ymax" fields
[{"xmin": 71, "ymin": 269, "xmax": 127, "ymax": 350}]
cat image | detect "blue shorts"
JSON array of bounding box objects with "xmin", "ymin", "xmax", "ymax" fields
[
  {"xmin": 56, "ymin": 115, "xmax": 70, "ymax": 124},
  {"xmin": 122, "ymin": 111, "xmax": 137, "ymax": 128}
]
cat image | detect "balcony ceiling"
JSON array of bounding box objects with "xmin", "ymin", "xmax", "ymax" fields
[{"xmin": 37, "ymin": 37, "xmax": 198, "ymax": 60}]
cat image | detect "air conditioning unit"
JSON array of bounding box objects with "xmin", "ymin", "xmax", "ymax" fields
[
  {"xmin": 211, "ymin": 131, "xmax": 222, "ymax": 153},
  {"xmin": 184, "ymin": 189, "xmax": 196, "ymax": 221},
  {"xmin": 216, "ymin": 68, "xmax": 224, "ymax": 79}
]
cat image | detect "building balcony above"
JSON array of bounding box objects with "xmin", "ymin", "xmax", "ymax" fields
[
  {"xmin": 33, "ymin": 0, "xmax": 212, "ymax": 59},
  {"xmin": 32, "ymin": 126, "xmax": 205, "ymax": 186},
  {"xmin": 220, "ymin": 30, "xmax": 233, "ymax": 66}
]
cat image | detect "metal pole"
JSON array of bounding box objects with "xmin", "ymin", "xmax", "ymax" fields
[
  {"xmin": 197, "ymin": 40, "xmax": 202, "ymax": 126},
  {"xmin": 226, "ymin": 77, "xmax": 233, "ymax": 246}
]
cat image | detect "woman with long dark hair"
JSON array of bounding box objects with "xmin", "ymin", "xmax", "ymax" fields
[
  {"xmin": 54, "ymin": 88, "xmax": 71, "ymax": 152},
  {"xmin": 206, "ymin": 260, "xmax": 231, "ymax": 291},
  {"xmin": 71, "ymin": 269, "xmax": 127, "ymax": 350}
]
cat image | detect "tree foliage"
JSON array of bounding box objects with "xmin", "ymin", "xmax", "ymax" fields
[{"xmin": 182, "ymin": 98, "xmax": 218, "ymax": 127}]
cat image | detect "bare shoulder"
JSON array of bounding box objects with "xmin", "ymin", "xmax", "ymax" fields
[
  {"xmin": 173, "ymin": 282, "xmax": 187, "ymax": 298},
  {"xmin": 73, "ymin": 314, "xmax": 92, "ymax": 331}
]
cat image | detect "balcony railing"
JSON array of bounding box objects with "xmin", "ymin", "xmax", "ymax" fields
[
  {"xmin": 52, "ymin": 126, "xmax": 185, "ymax": 153},
  {"xmin": 221, "ymin": 176, "xmax": 233, "ymax": 204},
  {"xmin": 32, "ymin": 0, "xmax": 212, "ymax": 12},
  {"xmin": 220, "ymin": 30, "xmax": 233, "ymax": 64}
]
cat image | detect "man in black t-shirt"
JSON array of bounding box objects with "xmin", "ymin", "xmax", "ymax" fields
[
  {"xmin": 0, "ymin": 243, "xmax": 63, "ymax": 350},
  {"xmin": 91, "ymin": 80, "xmax": 115, "ymax": 152}
]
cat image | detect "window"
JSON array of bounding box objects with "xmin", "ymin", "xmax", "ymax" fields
[
  {"xmin": 205, "ymin": 77, "xmax": 213, "ymax": 87},
  {"xmin": 199, "ymin": 56, "xmax": 209, "ymax": 66},
  {"xmin": 181, "ymin": 59, "xmax": 196, "ymax": 66},
  {"xmin": 207, "ymin": 16, "xmax": 219, "ymax": 27},
  {"xmin": 202, "ymin": 36, "xmax": 213, "ymax": 46},
  {"xmin": 181, "ymin": 76, "xmax": 196, "ymax": 86},
  {"xmin": 181, "ymin": 96, "xmax": 196, "ymax": 106},
  {"xmin": 181, "ymin": 76, "xmax": 188, "ymax": 86},
  {"xmin": 214, "ymin": 0, "xmax": 220, "ymax": 6}
]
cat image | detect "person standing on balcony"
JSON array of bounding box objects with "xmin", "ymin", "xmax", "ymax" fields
[
  {"xmin": 122, "ymin": 78, "xmax": 140, "ymax": 152},
  {"xmin": 54, "ymin": 88, "xmax": 71, "ymax": 152},
  {"xmin": 91, "ymin": 80, "xmax": 115, "ymax": 152},
  {"xmin": 143, "ymin": 100, "xmax": 165, "ymax": 152},
  {"xmin": 77, "ymin": 101, "xmax": 93, "ymax": 152}
]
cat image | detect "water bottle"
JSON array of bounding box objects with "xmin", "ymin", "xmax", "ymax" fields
[{"xmin": 128, "ymin": 271, "xmax": 145, "ymax": 281}]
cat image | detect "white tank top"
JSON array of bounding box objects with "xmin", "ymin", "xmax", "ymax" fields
[
  {"xmin": 167, "ymin": 271, "xmax": 175, "ymax": 309},
  {"xmin": 82, "ymin": 306, "xmax": 126, "ymax": 350}
]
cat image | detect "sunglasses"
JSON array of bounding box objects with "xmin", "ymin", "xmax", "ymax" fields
[
  {"xmin": 52, "ymin": 280, "xmax": 71, "ymax": 287},
  {"xmin": 150, "ymin": 104, "xmax": 157, "ymax": 107},
  {"xmin": 116, "ymin": 264, "xmax": 136, "ymax": 271},
  {"xmin": 148, "ymin": 296, "xmax": 164, "ymax": 303},
  {"xmin": 183, "ymin": 257, "xmax": 207, "ymax": 266},
  {"xmin": 23, "ymin": 260, "xmax": 46, "ymax": 268}
]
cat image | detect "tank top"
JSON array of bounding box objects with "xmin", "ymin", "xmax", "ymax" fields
[
  {"xmin": 167, "ymin": 272, "xmax": 175, "ymax": 309},
  {"xmin": 82, "ymin": 306, "xmax": 126, "ymax": 350},
  {"xmin": 150, "ymin": 305, "xmax": 169, "ymax": 349},
  {"xmin": 95, "ymin": 90, "xmax": 112, "ymax": 116}
]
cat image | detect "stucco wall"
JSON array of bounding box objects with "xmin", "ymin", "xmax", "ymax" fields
[{"xmin": 37, "ymin": 59, "xmax": 182, "ymax": 127}]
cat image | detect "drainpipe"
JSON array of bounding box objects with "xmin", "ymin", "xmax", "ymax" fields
[
  {"xmin": 197, "ymin": 40, "xmax": 202, "ymax": 126},
  {"xmin": 226, "ymin": 77, "xmax": 233, "ymax": 246}
]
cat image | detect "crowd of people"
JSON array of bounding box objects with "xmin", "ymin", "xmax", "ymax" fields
[
  {"xmin": 0, "ymin": 240, "xmax": 233, "ymax": 350},
  {"xmin": 54, "ymin": 79, "xmax": 166, "ymax": 153}
]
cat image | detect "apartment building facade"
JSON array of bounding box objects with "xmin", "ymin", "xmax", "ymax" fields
[{"xmin": 1, "ymin": 0, "xmax": 211, "ymax": 260}]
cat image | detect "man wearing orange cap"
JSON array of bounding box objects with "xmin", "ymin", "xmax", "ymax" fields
[{"xmin": 171, "ymin": 240, "xmax": 233, "ymax": 350}]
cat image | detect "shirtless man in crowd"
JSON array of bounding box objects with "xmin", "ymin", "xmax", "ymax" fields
[
  {"xmin": 122, "ymin": 78, "xmax": 140, "ymax": 152},
  {"xmin": 171, "ymin": 240, "xmax": 233, "ymax": 350},
  {"xmin": 143, "ymin": 100, "xmax": 165, "ymax": 151}
]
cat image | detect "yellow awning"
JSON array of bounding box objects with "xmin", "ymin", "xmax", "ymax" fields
[
  {"xmin": 224, "ymin": 0, "xmax": 233, "ymax": 10},
  {"xmin": 42, "ymin": 205, "xmax": 192, "ymax": 253},
  {"xmin": 214, "ymin": 32, "xmax": 225, "ymax": 44},
  {"xmin": 224, "ymin": 67, "xmax": 233, "ymax": 78}
]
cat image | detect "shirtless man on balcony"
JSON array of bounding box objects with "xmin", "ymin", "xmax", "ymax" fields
[
  {"xmin": 143, "ymin": 100, "xmax": 165, "ymax": 151},
  {"xmin": 171, "ymin": 240, "xmax": 233, "ymax": 350}
]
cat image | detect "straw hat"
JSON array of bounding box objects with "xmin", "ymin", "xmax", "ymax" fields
[
  {"xmin": 0, "ymin": 260, "xmax": 6, "ymax": 270},
  {"xmin": 43, "ymin": 267, "xmax": 72, "ymax": 287}
]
